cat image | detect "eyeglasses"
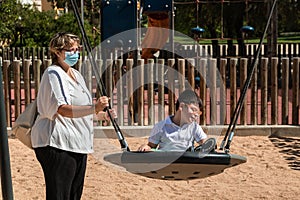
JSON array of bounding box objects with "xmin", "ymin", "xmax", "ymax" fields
[{"xmin": 185, "ymin": 104, "xmax": 202, "ymax": 115}]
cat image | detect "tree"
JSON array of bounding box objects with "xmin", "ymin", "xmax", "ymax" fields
[
  {"xmin": 174, "ymin": 0, "xmax": 300, "ymax": 41},
  {"xmin": 0, "ymin": 0, "xmax": 97, "ymax": 47},
  {"xmin": 277, "ymin": 0, "xmax": 300, "ymax": 33},
  {"xmin": 1, "ymin": 0, "xmax": 299, "ymax": 47},
  {"xmin": 0, "ymin": 0, "xmax": 32, "ymax": 46}
]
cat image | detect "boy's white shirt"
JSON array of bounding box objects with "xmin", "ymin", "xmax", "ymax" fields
[{"xmin": 148, "ymin": 116, "xmax": 207, "ymax": 151}]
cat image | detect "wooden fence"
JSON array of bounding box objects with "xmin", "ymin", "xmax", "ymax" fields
[
  {"xmin": 1, "ymin": 45, "xmax": 300, "ymax": 128},
  {"xmin": 2, "ymin": 43, "xmax": 300, "ymax": 61},
  {"xmin": 180, "ymin": 43, "xmax": 300, "ymax": 59}
]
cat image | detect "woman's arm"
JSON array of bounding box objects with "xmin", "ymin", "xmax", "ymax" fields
[
  {"xmin": 57, "ymin": 96, "xmax": 109, "ymax": 118},
  {"xmin": 57, "ymin": 104, "xmax": 95, "ymax": 118}
]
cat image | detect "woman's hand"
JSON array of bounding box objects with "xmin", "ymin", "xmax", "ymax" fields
[
  {"xmin": 95, "ymin": 96, "xmax": 109, "ymax": 113},
  {"xmin": 96, "ymin": 109, "xmax": 117, "ymax": 121},
  {"xmin": 107, "ymin": 109, "xmax": 117, "ymax": 119}
]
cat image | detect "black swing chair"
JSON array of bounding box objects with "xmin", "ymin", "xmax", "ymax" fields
[
  {"xmin": 70, "ymin": 0, "xmax": 277, "ymax": 181},
  {"xmin": 104, "ymin": 138, "xmax": 246, "ymax": 180}
]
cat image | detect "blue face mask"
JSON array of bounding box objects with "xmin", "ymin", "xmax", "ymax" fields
[{"xmin": 64, "ymin": 51, "xmax": 79, "ymax": 66}]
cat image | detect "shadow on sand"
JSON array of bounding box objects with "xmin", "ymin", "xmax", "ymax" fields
[{"xmin": 269, "ymin": 134, "xmax": 300, "ymax": 171}]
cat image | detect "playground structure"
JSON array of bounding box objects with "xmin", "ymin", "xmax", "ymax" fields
[
  {"xmin": 100, "ymin": 0, "xmax": 174, "ymax": 60},
  {"xmin": 0, "ymin": 1, "xmax": 297, "ymax": 128},
  {"xmin": 99, "ymin": 0, "xmax": 277, "ymax": 61},
  {"xmin": 0, "ymin": 0, "xmax": 298, "ymax": 197},
  {"xmin": 98, "ymin": 0, "xmax": 277, "ymax": 125}
]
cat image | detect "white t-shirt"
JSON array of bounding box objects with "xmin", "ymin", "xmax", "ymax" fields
[
  {"xmin": 31, "ymin": 65, "xmax": 94, "ymax": 154},
  {"xmin": 148, "ymin": 116, "xmax": 207, "ymax": 151}
]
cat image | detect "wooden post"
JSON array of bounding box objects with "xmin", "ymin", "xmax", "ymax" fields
[
  {"xmin": 147, "ymin": 59, "xmax": 154, "ymax": 125},
  {"xmin": 281, "ymin": 58, "xmax": 289, "ymax": 125},
  {"xmin": 178, "ymin": 59, "xmax": 185, "ymax": 94},
  {"xmin": 240, "ymin": 58, "xmax": 248, "ymax": 125},
  {"xmin": 126, "ymin": 59, "xmax": 134, "ymax": 125},
  {"xmin": 43, "ymin": 59, "xmax": 51, "ymax": 70},
  {"xmin": 105, "ymin": 59, "xmax": 113, "ymax": 105},
  {"xmin": 199, "ymin": 58, "xmax": 207, "ymax": 125},
  {"xmin": 11, "ymin": 47, "xmax": 15, "ymax": 61},
  {"xmin": 271, "ymin": 57, "xmax": 278, "ymax": 125},
  {"xmin": 261, "ymin": 58, "xmax": 268, "ymax": 125},
  {"xmin": 250, "ymin": 57, "xmax": 258, "ymax": 125},
  {"xmin": 85, "ymin": 59, "xmax": 92, "ymax": 93},
  {"xmin": 3, "ymin": 47, "xmax": 9, "ymax": 60},
  {"xmin": 23, "ymin": 59, "xmax": 31, "ymax": 105},
  {"xmin": 292, "ymin": 57, "xmax": 299, "ymax": 125},
  {"xmin": 3, "ymin": 60, "xmax": 11, "ymax": 126},
  {"xmin": 209, "ymin": 58, "xmax": 217, "ymax": 125},
  {"xmin": 31, "ymin": 47, "xmax": 35, "ymax": 68},
  {"xmin": 187, "ymin": 58, "xmax": 195, "ymax": 89},
  {"xmin": 168, "ymin": 59, "xmax": 175, "ymax": 115},
  {"xmin": 13, "ymin": 60, "xmax": 21, "ymax": 119},
  {"xmin": 157, "ymin": 59, "xmax": 165, "ymax": 121},
  {"xmin": 116, "ymin": 59, "xmax": 124, "ymax": 125},
  {"xmin": 41, "ymin": 47, "xmax": 46, "ymax": 72},
  {"xmin": 33, "ymin": 59, "xmax": 41, "ymax": 98},
  {"xmin": 220, "ymin": 58, "xmax": 227, "ymax": 125},
  {"xmin": 95, "ymin": 59, "xmax": 103, "ymax": 99},
  {"xmin": 230, "ymin": 58, "xmax": 238, "ymax": 122},
  {"xmin": 137, "ymin": 59, "xmax": 144, "ymax": 125}
]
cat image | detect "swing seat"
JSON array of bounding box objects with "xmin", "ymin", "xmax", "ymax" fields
[
  {"xmin": 104, "ymin": 151, "xmax": 246, "ymax": 180},
  {"xmin": 191, "ymin": 26, "xmax": 205, "ymax": 35},
  {"xmin": 241, "ymin": 25, "xmax": 255, "ymax": 33}
]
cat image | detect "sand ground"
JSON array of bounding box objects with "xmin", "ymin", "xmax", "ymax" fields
[{"xmin": 1, "ymin": 135, "xmax": 300, "ymax": 200}]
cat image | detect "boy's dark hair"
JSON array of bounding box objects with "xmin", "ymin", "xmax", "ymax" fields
[{"xmin": 175, "ymin": 90, "xmax": 203, "ymax": 111}]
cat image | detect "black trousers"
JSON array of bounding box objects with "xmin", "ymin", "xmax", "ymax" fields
[{"xmin": 34, "ymin": 146, "xmax": 87, "ymax": 200}]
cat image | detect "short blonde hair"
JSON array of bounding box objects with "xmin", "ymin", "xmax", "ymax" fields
[{"xmin": 49, "ymin": 32, "xmax": 80, "ymax": 62}]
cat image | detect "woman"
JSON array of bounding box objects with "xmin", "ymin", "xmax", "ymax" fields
[{"xmin": 31, "ymin": 32, "xmax": 113, "ymax": 200}]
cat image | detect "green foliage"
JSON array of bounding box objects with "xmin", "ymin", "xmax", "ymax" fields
[
  {"xmin": 0, "ymin": 0, "xmax": 30, "ymax": 45},
  {"xmin": 277, "ymin": 0, "xmax": 300, "ymax": 33},
  {"xmin": 0, "ymin": 0, "xmax": 97, "ymax": 47},
  {"xmin": 1, "ymin": 0, "xmax": 300, "ymax": 47},
  {"xmin": 174, "ymin": 2, "xmax": 196, "ymax": 36},
  {"xmin": 174, "ymin": 0, "xmax": 300, "ymax": 40},
  {"xmin": 21, "ymin": 10, "xmax": 56, "ymax": 46}
]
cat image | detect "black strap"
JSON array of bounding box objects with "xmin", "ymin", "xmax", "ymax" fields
[{"xmin": 220, "ymin": 0, "xmax": 278, "ymax": 152}]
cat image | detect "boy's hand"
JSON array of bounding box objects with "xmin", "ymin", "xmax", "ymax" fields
[{"xmin": 138, "ymin": 144, "xmax": 152, "ymax": 152}]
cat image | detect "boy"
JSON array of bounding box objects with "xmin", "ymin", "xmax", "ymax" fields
[{"xmin": 138, "ymin": 89, "xmax": 207, "ymax": 151}]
